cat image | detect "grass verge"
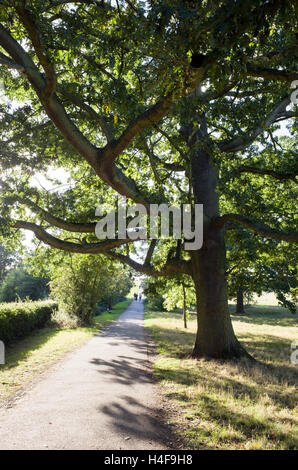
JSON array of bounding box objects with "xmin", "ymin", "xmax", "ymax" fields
[
  {"xmin": 0, "ymin": 298, "xmax": 132, "ymax": 406},
  {"xmin": 144, "ymin": 306, "xmax": 298, "ymax": 450}
]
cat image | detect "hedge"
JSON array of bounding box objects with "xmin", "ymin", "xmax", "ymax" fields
[{"xmin": 0, "ymin": 300, "xmax": 58, "ymax": 344}]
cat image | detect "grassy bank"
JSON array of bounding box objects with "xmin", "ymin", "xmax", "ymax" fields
[
  {"xmin": 0, "ymin": 298, "xmax": 132, "ymax": 406},
  {"xmin": 145, "ymin": 305, "xmax": 298, "ymax": 450}
]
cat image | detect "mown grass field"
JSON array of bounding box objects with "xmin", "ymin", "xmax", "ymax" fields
[
  {"xmin": 0, "ymin": 298, "xmax": 132, "ymax": 406},
  {"xmin": 145, "ymin": 305, "xmax": 298, "ymax": 450}
]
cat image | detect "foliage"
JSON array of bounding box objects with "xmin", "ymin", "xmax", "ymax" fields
[
  {"xmin": 0, "ymin": 266, "xmax": 49, "ymax": 302},
  {"xmin": 226, "ymin": 228, "xmax": 297, "ymax": 313},
  {"xmin": 0, "ymin": 243, "xmax": 16, "ymax": 282},
  {"xmin": 49, "ymin": 254, "xmax": 132, "ymax": 325},
  {"xmin": 145, "ymin": 275, "xmax": 195, "ymax": 314},
  {"xmin": 0, "ymin": 300, "xmax": 57, "ymax": 344}
]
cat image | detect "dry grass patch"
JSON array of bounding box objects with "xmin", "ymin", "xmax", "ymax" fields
[{"xmin": 145, "ymin": 306, "xmax": 298, "ymax": 450}]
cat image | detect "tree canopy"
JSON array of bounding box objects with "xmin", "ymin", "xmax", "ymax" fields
[{"xmin": 0, "ymin": 0, "xmax": 297, "ymax": 358}]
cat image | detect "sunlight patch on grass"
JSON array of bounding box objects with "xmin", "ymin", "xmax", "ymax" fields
[{"xmin": 145, "ymin": 307, "xmax": 298, "ymax": 450}]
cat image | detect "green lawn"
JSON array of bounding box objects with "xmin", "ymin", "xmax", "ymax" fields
[
  {"xmin": 0, "ymin": 298, "xmax": 132, "ymax": 406},
  {"xmin": 145, "ymin": 305, "xmax": 298, "ymax": 450}
]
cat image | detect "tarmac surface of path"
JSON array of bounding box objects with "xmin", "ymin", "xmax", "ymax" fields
[{"xmin": 0, "ymin": 300, "xmax": 170, "ymax": 450}]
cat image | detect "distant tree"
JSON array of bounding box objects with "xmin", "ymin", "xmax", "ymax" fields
[
  {"xmin": 145, "ymin": 275, "xmax": 196, "ymax": 328},
  {"xmin": 0, "ymin": 244, "xmax": 16, "ymax": 283},
  {"xmin": 0, "ymin": 266, "xmax": 49, "ymax": 302},
  {"xmin": 226, "ymin": 229, "xmax": 297, "ymax": 314}
]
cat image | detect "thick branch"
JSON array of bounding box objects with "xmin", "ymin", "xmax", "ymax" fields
[
  {"xmin": 0, "ymin": 51, "xmax": 25, "ymax": 71},
  {"xmin": 213, "ymin": 214, "xmax": 298, "ymax": 243},
  {"xmin": 106, "ymin": 251, "xmax": 192, "ymax": 277},
  {"xmin": 231, "ymin": 166, "xmax": 298, "ymax": 183},
  {"xmin": 12, "ymin": 220, "xmax": 131, "ymax": 253},
  {"xmin": 23, "ymin": 200, "xmax": 96, "ymax": 233},
  {"xmin": 100, "ymin": 94, "xmax": 176, "ymax": 166},
  {"xmin": 144, "ymin": 239, "xmax": 157, "ymax": 265},
  {"xmin": 246, "ymin": 66, "xmax": 298, "ymax": 83}
]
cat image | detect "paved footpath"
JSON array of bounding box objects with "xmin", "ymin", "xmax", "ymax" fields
[{"xmin": 0, "ymin": 301, "xmax": 170, "ymax": 450}]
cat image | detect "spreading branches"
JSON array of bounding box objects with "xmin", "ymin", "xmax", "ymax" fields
[
  {"xmin": 0, "ymin": 14, "xmax": 206, "ymax": 208},
  {"xmin": 149, "ymin": 152, "xmax": 184, "ymax": 172},
  {"xmin": 219, "ymin": 93, "xmax": 294, "ymax": 153},
  {"xmin": 0, "ymin": 22, "xmax": 100, "ymax": 169},
  {"xmin": 213, "ymin": 214, "xmax": 298, "ymax": 243},
  {"xmin": 100, "ymin": 65, "xmax": 207, "ymax": 168},
  {"xmin": 58, "ymin": 87, "xmax": 114, "ymax": 143},
  {"xmin": 0, "ymin": 182, "xmax": 97, "ymax": 233},
  {"xmin": 154, "ymin": 125, "xmax": 187, "ymax": 160}
]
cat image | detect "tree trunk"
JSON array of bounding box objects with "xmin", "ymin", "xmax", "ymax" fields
[
  {"xmin": 190, "ymin": 240, "xmax": 247, "ymax": 358},
  {"xmin": 236, "ymin": 288, "xmax": 245, "ymax": 315},
  {"xmin": 182, "ymin": 284, "xmax": 187, "ymax": 329},
  {"xmin": 189, "ymin": 132, "xmax": 250, "ymax": 359}
]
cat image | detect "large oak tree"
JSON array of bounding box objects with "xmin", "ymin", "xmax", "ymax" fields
[{"xmin": 0, "ymin": 0, "xmax": 297, "ymax": 358}]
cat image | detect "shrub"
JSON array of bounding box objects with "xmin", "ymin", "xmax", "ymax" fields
[
  {"xmin": 50, "ymin": 308, "xmax": 80, "ymax": 329},
  {"xmin": 0, "ymin": 300, "xmax": 57, "ymax": 344}
]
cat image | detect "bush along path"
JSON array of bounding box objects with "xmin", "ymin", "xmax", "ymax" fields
[
  {"xmin": 0, "ymin": 300, "xmax": 170, "ymax": 450},
  {"xmin": 0, "ymin": 301, "xmax": 57, "ymax": 344}
]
